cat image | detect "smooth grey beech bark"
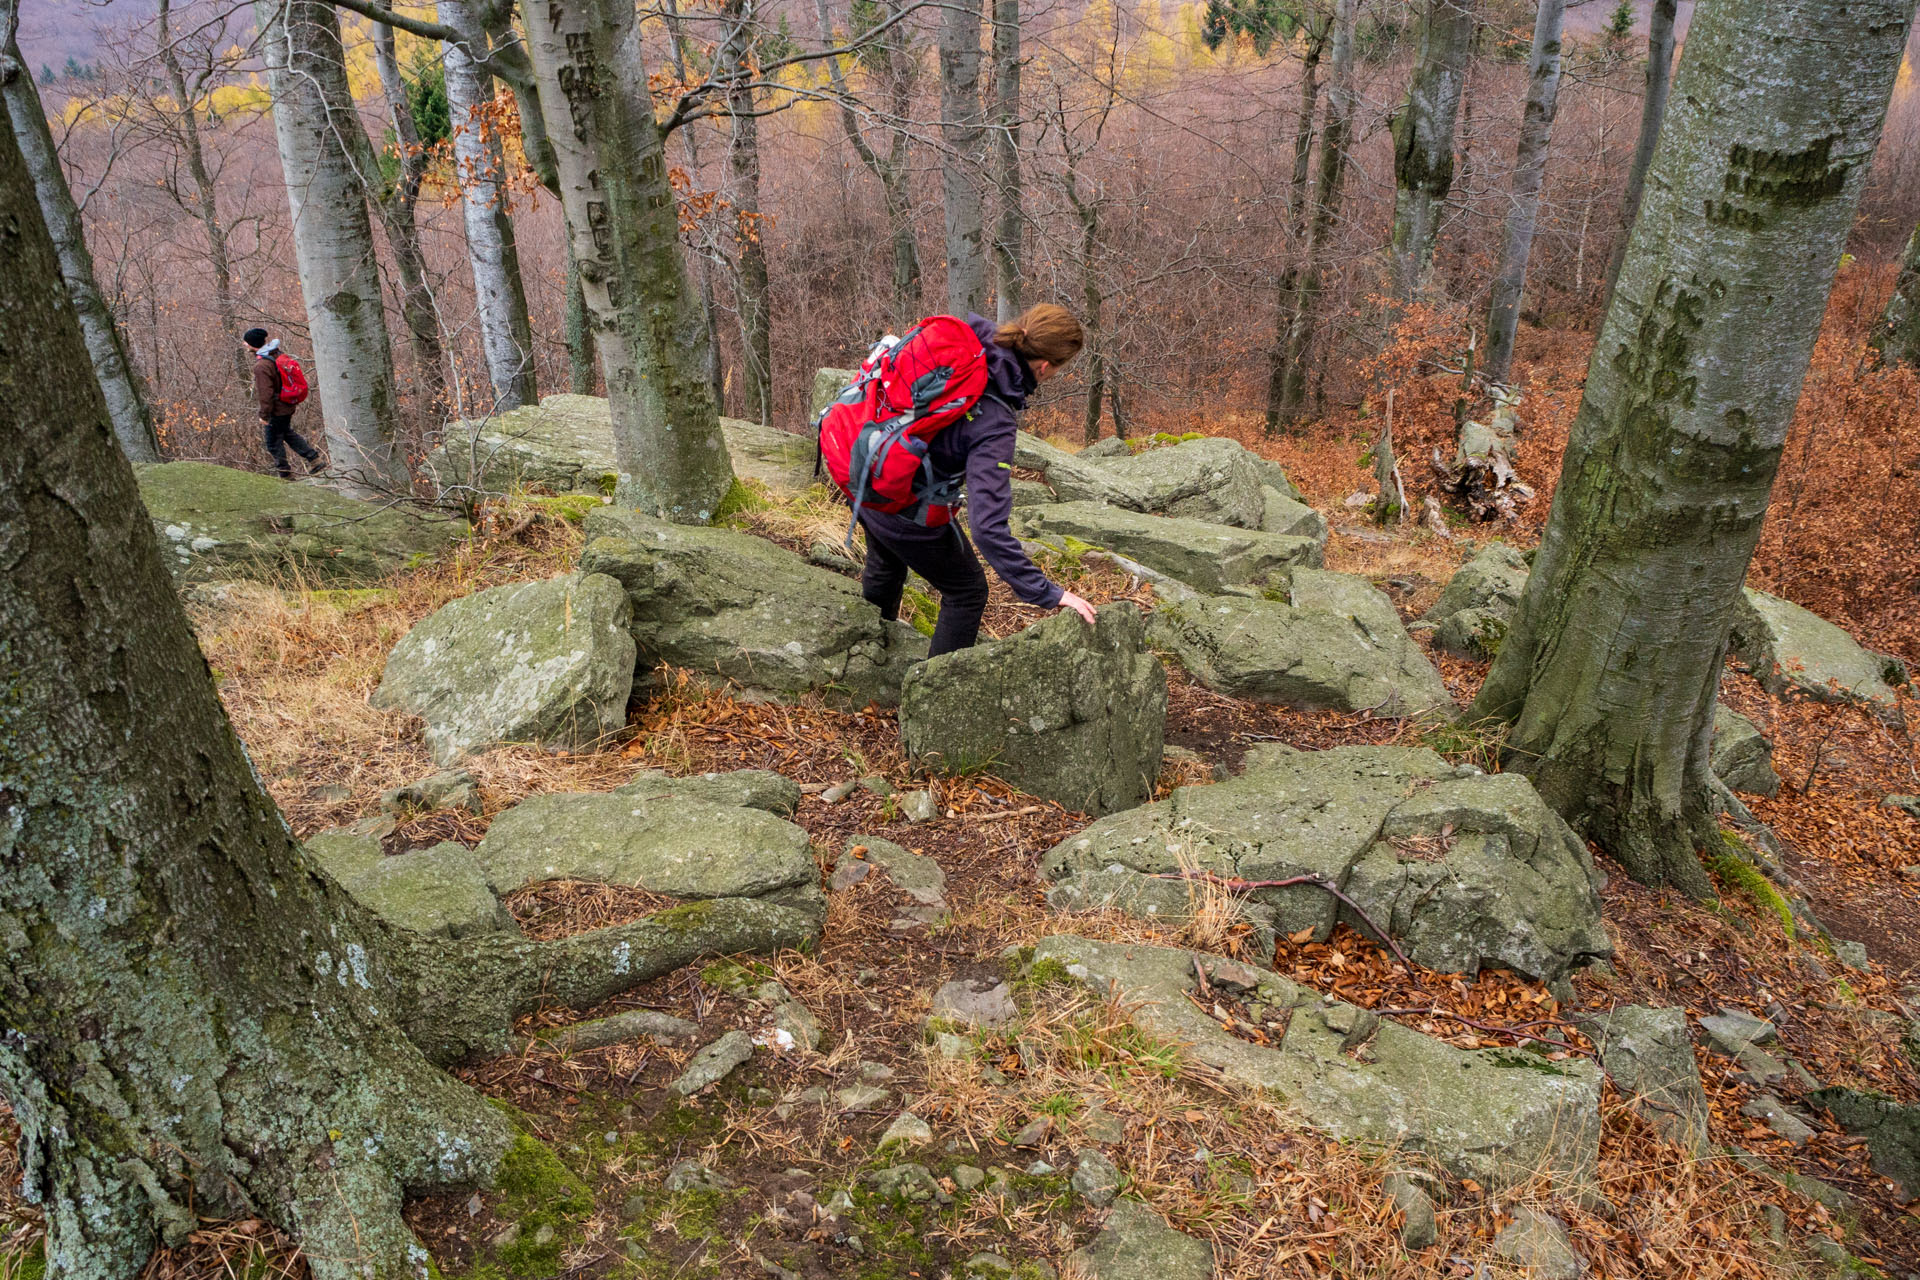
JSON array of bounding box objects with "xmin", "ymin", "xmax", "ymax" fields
[
  {"xmin": 816, "ymin": 0, "xmax": 924, "ymax": 327},
  {"xmin": 1873, "ymin": 221, "xmax": 1920, "ymax": 367},
  {"xmin": 1482, "ymin": 0, "xmax": 1566, "ymax": 385},
  {"xmin": 1262, "ymin": 15, "xmax": 1324, "ymax": 432},
  {"xmin": 939, "ymin": 0, "xmax": 988, "ymax": 315},
  {"xmin": 1270, "ymin": 0, "xmax": 1353, "ymax": 425},
  {"xmin": 662, "ymin": 0, "xmax": 727, "ymax": 407},
  {"xmin": 521, "ymin": 0, "xmax": 735, "ymax": 519},
  {"xmin": 0, "ymin": 21, "xmax": 160, "ymax": 461},
  {"xmin": 1388, "ymin": 0, "xmax": 1474, "ymax": 301},
  {"xmin": 1473, "ymin": 0, "xmax": 1914, "ymax": 892},
  {"xmin": 719, "ymin": 0, "xmax": 773, "ymax": 424},
  {"xmin": 991, "ymin": 0, "xmax": 1022, "ymax": 321},
  {"xmin": 369, "ymin": 11, "xmax": 449, "ymax": 408},
  {"xmin": 440, "ymin": 0, "xmax": 537, "ymax": 410},
  {"xmin": 254, "ymin": 0, "xmax": 407, "ymax": 495},
  {"xmin": 1600, "ymin": 0, "xmax": 1675, "ymax": 306}
]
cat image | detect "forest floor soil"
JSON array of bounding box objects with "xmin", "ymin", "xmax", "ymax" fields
[{"xmin": 5, "ymin": 445, "xmax": 1920, "ymax": 1280}]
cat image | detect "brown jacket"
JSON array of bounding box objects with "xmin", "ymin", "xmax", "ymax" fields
[{"xmin": 254, "ymin": 350, "xmax": 292, "ymax": 420}]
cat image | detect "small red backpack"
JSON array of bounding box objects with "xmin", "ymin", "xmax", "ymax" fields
[
  {"xmin": 816, "ymin": 315, "xmax": 991, "ymax": 545},
  {"xmin": 272, "ymin": 351, "xmax": 310, "ymax": 405}
]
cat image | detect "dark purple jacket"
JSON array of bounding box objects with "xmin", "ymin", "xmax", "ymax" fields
[{"xmin": 860, "ymin": 315, "xmax": 1062, "ymax": 607}]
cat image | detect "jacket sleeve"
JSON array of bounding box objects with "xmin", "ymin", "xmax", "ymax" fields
[
  {"xmin": 253, "ymin": 359, "xmax": 278, "ymax": 419},
  {"xmin": 965, "ymin": 415, "xmax": 1064, "ymax": 608}
]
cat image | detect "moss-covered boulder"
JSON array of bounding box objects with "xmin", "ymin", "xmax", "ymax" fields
[
  {"xmin": 473, "ymin": 788, "xmax": 821, "ymax": 916},
  {"xmin": 137, "ymin": 460, "xmax": 465, "ymax": 585},
  {"xmin": 1730, "ymin": 588, "xmax": 1906, "ymax": 720},
  {"xmin": 1711, "ymin": 705, "xmax": 1781, "ymax": 797},
  {"xmin": 900, "ymin": 604, "xmax": 1165, "ymax": 816},
  {"xmin": 1259, "ymin": 485, "xmax": 1326, "ymax": 542},
  {"xmin": 1421, "ymin": 542, "xmax": 1529, "ymax": 659},
  {"xmin": 426, "ymin": 393, "xmax": 817, "ymax": 498},
  {"xmin": 1041, "ymin": 744, "xmax": 1609, "ymax": 982},
  {"xmin": 372, "ymin": 572, "xmax": 636, "ymax": 765},
  {"xmin": 1036, "ymin": 934, "xmax": 1602, "ymax": 1189},
  {"xmin": 306, "ymin": 833, "xmax": 517, "ymax": 938},
  {"xmin": 1067, "ymin": 1199, "xmax": 1215, "ymax": 1280},
  {"xmin": 1018, "ymin": 502, "xmax": 1321, "ymax": 593},
  {"xmin": 580, "ymin": 506, "xmax": 926, "ymax": 706},
  {"xmin": 1148, "ymin": 570, "xmax": 1454, "ymax": 719}
]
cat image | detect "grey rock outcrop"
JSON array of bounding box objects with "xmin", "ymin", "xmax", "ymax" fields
[
  {"xmin": 306, "ymin": 831, "xmax": 516, "ymax": 939},
  {"xmin": 1148, "ymin": 571, "xmax": 1454, "ymax": 719},
  {"xmin": 1084, "ymin": 437, "xmax": 1268, "ymax": 528},
  {"xmin": 1018, "ymin": 502, "xmax": 1321, "ymax": 593},
  {"xmin": 1013, "ymin": 433, "xmax": 1156, "ymax": 510},
  {"xmin": 1574, "ymin": 1005, "xmax": 1709, "ymax": 1151},
  {"xmin": 1710, "ymin": 706, "xmax": 1781, "ymax": 797},
  {"xmin": 427, "ymin": 393, "xmax": 816, "ymax": 498},
  {"xmin": 900, "ymin": 604, "xmax": 1165, "ymax": 816},
  {"xmin": 473, "ymin": 787, "xmax": 822, "ymax": 917},
  {"xmin": 1259, "ymin": 486, "xmax": 1327, "ymax": 542},
  {"xmin": 1042, "ymin": 745, "xmax": 1609, "ymax": 982},
  {"xmin": 1731, "ymin": 588, "xmax": 1906, "ymax": 720},
  {"xmin": 1421, "ymin": 542, "xmax": 1529, "ymax": 659},
  {"xmin": 140, "ymin": 461, "xmax": 465, "ymax": 586},
  {"xmin": 616, "ymin": 768, "xmax": 801, "ymax": 816},
  {"xmin": 1038, "ymin": 935, "xmax": 1602, "ymax": 1189},
  {"xmin": 371, "ymin": 572, "xmax": 636, "ymax": 765},
  {"xmin": 1068, "ymin": 1199, "xmax": 1215, "ymax": 1280},
  {"xmin": 811, "ymin": 367, "xmax": 856, "ymax": 417},
  {"xmin": 1492, "ymin": 1208, "xmax": 1583, "ymax": 1280},
  {"xmin": 581, "ymin": 507, "xmax": 926, "ymax": 706}
]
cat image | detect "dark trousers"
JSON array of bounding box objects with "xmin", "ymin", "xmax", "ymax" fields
[
  {"xmin": 263, "ymin": 414, "xmax": 319, "ymax": 479},
  {"xmin": 860, "ymin": 517, "xmax": 991, "ymax": 657}
]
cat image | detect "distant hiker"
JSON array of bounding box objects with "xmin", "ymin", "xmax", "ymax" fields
[
  {"xmin": 818, "ymin": 303, "xmax": 1097, "ymax": 657},
  {"xmin": 244, "ymin": 327, "xmax": 320, "ymax": 480}
]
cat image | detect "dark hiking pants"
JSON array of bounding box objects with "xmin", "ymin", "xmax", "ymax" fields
[
  {"xmin": 859, "ymin": 517, "xmax": 991, "ymax": 657},
  {"xmin": 263, "ymin": 414, "xmax": 320, "ymax": 479}
]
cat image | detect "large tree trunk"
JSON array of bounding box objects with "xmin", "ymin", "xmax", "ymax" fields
[
  {"xmin": 662, "ymin": 0, "xmax": 729, "ymax": 408},
  {"xmin": 1481, "ymin": 0, "xmax": 1567, "ymax": 386},
  {"xmin": 1262, "ymin": 22, "xmax": 1323, "ymax": 432},
  {"xmin": 720, "ymin": 0, "xmax": 773, "ymax": 424},
  {"xmin": 255, "ymin": 0, "xmax": 407, "ymax": 495},
  {"xmin": 440, "ymin": 0, "xmax": 538, "ymax": 411},
  {"xmin": 1472, "ymin": 0, "xmax": 1913, "ymax": 893},
  {"xmin": 0, "ymin": 30, "xmax": 160, "ymax": 462},
  {"xmin": 1273, "ymin": 0, "xmax": 1354, "ymax": 424},
  {"xmin": 155, "ymin": 0, "xmax": 248, "ymax": 394},
  {"xmin": 1, "ymin": 115, "xmax": 819, "ymax": 1280},
  {"xmin": 1599, "ymin": 0, "xmax": 1675, "ymax": 307},
  {"xmin": 990, "ymin": 0, "xmax": 1022, "ymax": 322},
  {"xmin": 521, "ymin": 0, "xmax": 734, "ymax": 519},
  {"xmin": 939, "ymin": 0, "xmax": 988, "ymax": 316},
  {"xmin": 1873, "ymin": 221, "xmax": 1920, "ymax": 367},
  {"xmin": 816, "ymin": 0, "xmax": 924, "ymax": 328},
  {"xmin": 1388, "ymin": 0, "xmax": 1474, "ymax": 302},
  {"xmin": 369, "ymin": 13, "xmax": 449, "ymax": 411}
]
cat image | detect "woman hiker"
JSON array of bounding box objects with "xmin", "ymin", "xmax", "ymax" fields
[{"xmin": 854, "ymin": 303, "xmax": 1099, "ymax": 657}]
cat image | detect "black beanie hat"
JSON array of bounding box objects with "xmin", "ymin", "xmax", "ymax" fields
[{"xmin": 243, "ymin": 327, "xmax": 269, "ymax": 349}]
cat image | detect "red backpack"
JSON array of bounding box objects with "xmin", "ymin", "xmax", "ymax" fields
[
  {"xmin": 816, "ymin": 315, "xmax": 991, "ymax": 545},
  {"xmin": 271, "ymin": 351, "xmax": 310, "ymax": 406}
]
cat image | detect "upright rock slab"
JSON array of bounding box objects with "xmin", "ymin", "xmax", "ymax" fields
[
  {"xmin": 1085, "ymin": 437, "xmax": 1269, "ymax": 528},
  {"xmin": 1421, "ymin": 542, "xmax": 1530, "ymax": 659},
  {"xmin": 1574, "ymin": 1005, "xmax": 1710, "ymax": 1151},
  {"xmin": 1018, "ymin": 502, "xmax": 1322, "ymax": 593},
  {"xmin": 1711, "ymin": 706, "xmax": 1781, "ymax": 797},
  {"xmin": 1042, "ymin": 745, "xmax": 1609, "ymax": 982},
  {"xmin": 581, "ymin": 507, "xmax": 926, "ymax": 706},
  {"xmin": 1731, "ymin": 588, "xmax": 1906, "ymax": 719},
  {"xmin": 139, "ymin": 461, "xmax": 465, "ymax": 586},
  {"xmin": 1148, "ymin": 570, "xmax": 1454, "ymax": 719},
  {"xmin": 1259, "ymin": 486, "xmax": 1327, "ymax": 543},
  {"xmin": 1037, "ymin": 935, "xmax": 1602, "ymax": 1189},
  {"xmin": 372, "ymin": 572, "xmax": 636, "ymax": 765},
  {"xmin": 900, "ymin": 604, "xmax": 1166, "ymax": 816}
]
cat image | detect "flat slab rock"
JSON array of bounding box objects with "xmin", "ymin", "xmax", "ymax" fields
[
  {"xmin": 1017, "ymin": 501, "xmax": 1322, "ymax": 594},
  {"xmin": 1575, "ymin": 1004, "xmax": 1710, "ymax": 1151},
  {"xmin": 581, "ymin": 506, "xmax": 926, "ymax": 707},
  {"xmin": 900, "ymin": 604, "xmax": 1165, "ymax": 817},
  {"xmin": 139, "ymin": 460, "xmax": 465, "ymax": 586},
  {"xmin": 426, "ymin": 393, "xmax": 816, "ymax": 497},
  {"xmin": 1148, "ymin": 570, "xmax": 1455, "ymax": 720},
  {"xmin": 1041, "ymin": 744, "xmax": 1609, "ymax": 982},
  {"xmin": 1012, "ymin": 432, "xmax": 1303, "ymax": 531},
  {"xmin": 1036, "ymin": 935, "xmax": 1601, "ymax": 1190},
  {"xmin": 1067, "ymin": 1199, "xmax": 1216, "ymax": 1280},
  {"xmin": 305, "ymin": 830, "xmax": 517, "ymax": 939},
  {"xmin": 1731, "ymin": 588, "xmax": 1906, "ymax": 720},
  {"xmin": 371, "ymin": 571, "xmax": 636, "ymax": 765},
  {"xmin": 472, "ymin": 786, "xmax": 821, "ymax": 914}
]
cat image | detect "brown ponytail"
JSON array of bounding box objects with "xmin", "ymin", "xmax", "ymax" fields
[{"xmin": 994, "ymin": 303, "xmax": 1085, "ymax": 367}]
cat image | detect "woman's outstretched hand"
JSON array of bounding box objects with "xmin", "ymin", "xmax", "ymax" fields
[{"xmin": 1059, "ymin": 591, "xmax": 1097, "ymax": 625}]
